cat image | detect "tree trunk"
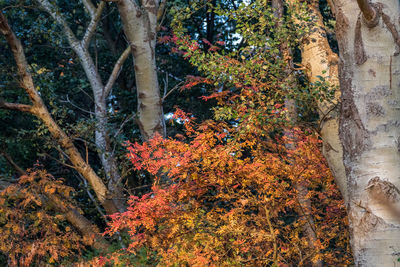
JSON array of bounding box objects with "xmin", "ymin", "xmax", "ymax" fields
[
  {"xmin": 73, "ymin": 45, "xmax": 126, "ymax": 212},
  {"xmin": 334, "ymin": 0, "xmax": 400, "ymax": 265},
  {"xmin": 288, "ymin": 0, "xmax": 347, "ymax": 203},
  {"xmin": 117, "ymin": 0, "xmax": 166, "ymax": 141},
  {"xmin": 272, "ymin": 1, "xmax": 322, "ymax": 265},
  {"xmin": 37, "ymin": 0, "xmax": 126, "ymax": 212},
  {"xmin": 47, "ymin": 194, "xmax": 110, "ymax": 252}
]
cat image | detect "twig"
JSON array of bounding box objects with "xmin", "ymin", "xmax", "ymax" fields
[
  {"xmin": 265, "ymin": 207, "xmax": 278, "ymax": 266},
  {"xmin": 1, "ymin": 151, "xmax": 27, "ymax": 176},
  {"xmin": 40, "ymin": 152, "xmax": 76, "ymax": 170},
  {"xmin": 163, "ymin": 72, "xmax": 169, "ymax": 98},
  {"xmin": 162, "ymin": 81, "xmax": 184, "ymax": 102},
  {"xmin": 113, "ymin": 113, "xmax": 135, "ymax": 139},
  {"xmin": 60, "ymin": 95, "xmax": 95, "ymax": 114}
]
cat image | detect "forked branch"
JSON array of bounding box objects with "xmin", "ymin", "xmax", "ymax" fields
[{"xmin": 82, "ymin": 1, "xmax": 105, "ymax": 49}]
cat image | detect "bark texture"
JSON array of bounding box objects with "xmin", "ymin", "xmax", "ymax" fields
[
  {"xmin": 117, "ymin": 0, "xmax": 166, "ymax": 140},
  {"xmin": 334, "ymin": 0, "xmax": 400, "ymax": 265},
  {"xmin": 288, "ymin": 0, "xmax": 347, "ymax": 203}
]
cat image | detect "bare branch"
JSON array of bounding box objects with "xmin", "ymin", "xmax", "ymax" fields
[
  {"xmin": 0, "ymin": 100, "xmax": 34, "ymax": 113},
  {"xmin": 103, "ymin": 46, "xmax": 131, "ymax": 97},
  {"xmin": 39, "ymin": 152, "xmax": 76, "ymax": 170},
  {"xmin": 163, "ymin": 72, "xmax": 168, "ymax": 99},
  {"xmin": 37, "ymin": 0, "xmax": 80, "ymax": 47},
  {"xmin": 157, "ymin": 0, "xmax": 167, "ymax": 21},
  {"xmin": 162, "ymin": 81, "xmax": 184, "ymax": 102},
  {"xmin": 0, "ymin": 12, "xmax": 113, "ymax": 211},
  {"xmin": 157, "ymin": 67, "xmax": 183, "ymax": 81},
  {"xmin": 60, "ymin": 95, "xmax": 95, "ymax": 115},
  {"xmin": 1, "ymin": 151, "xmax": 27, "ymax": 176},
  {"xmin": 82, "ymin": 0, "xmax": 96, "ymax": 17},
  {"xmin": 113, "ymin": 113, "xmax": 135, "ymax": 139},
  {"xmin": 82, "ymin": 1, "xmax": 105, "ymax": 49},
  {"xmin": 0, "ymin": 13, "xmax": 42, "ymax": 108}
]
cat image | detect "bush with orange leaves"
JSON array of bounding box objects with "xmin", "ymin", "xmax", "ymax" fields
[
  {"xmin": 0, "ymin": 169, "xmax": 84, "ymax": 266},
  {"xmin": 101, "ymin": 5, "xmax": 352, "ymax": 264},
  {"xmin": 102, "ymin": 116, "xmax": 352, "ymax": 265}
]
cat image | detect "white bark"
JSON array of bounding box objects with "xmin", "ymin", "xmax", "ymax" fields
[
  {"xmin": 117, "ymin": 0, "xmax": 166, "ymax": 140},
  {"xmin": 288, "ymin": 0, "xmax": 347, "ymax": 203},
  {"xmin": 37, "ymin": 0, "xmax": 127, "ymax": 211},
  {"xmin": 334, "ymin": 0, "xmax": 400, "ymax": 265}
]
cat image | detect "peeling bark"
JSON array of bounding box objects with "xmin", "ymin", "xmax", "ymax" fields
[{"xmin": 334, "ymin": 0, "xmax": 400, "ymax": 265}]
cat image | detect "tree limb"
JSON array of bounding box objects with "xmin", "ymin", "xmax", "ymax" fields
[
  {"xmin": 158, "ymin": 0, "xmax": 167, "ymax": 21},
  {"xmin": 0, "ymin": 13, "xmax": 43, "ymax": 108},
  {"xmin": 82, "ymin": 1, "xmax": 105, "ymax": 49},
  {"xmin": 1, "ymin": 151, "xmax": 27, "ymax": 176},
  {"xmin": 0, "ymin": 100, "xmax": 33, "ymax": 113},
  {"xmin": 37, "ymin": 0, "xmax": 80, "ymax": 47},
  {"xmin": 82, "ymin": 0, "xmax": 96, "ymax": 17},
  {"xmin": 103, "ymin": 45, "xmax": 131, "ymax": 98},
  {"xmin": 0, "ymin": 12, "xmax": 117, "ymax": 214}
]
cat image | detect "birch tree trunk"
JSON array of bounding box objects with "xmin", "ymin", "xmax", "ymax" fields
[
  {"xmin": 288, "ymin": 0, "xmax": 347, "ymax": 203},
  {"xmin": 333, "ymin": 0, "xmax": 400, "ymax": 265},
  {"xmin": 117, "ymin": 0, "xmax": 166, "ymax": 140}
]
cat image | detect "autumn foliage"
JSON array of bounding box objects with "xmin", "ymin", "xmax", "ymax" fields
[
  {"xmin": 0, "ymin": 169, "xmax": 84, "ymax": 266},
  {"xmin": 0, "ymin": 2, "xmax": 353, "ymax": 266},
  {"xmin": 101, "ymin": 121, "xmax": 351, "ymax": 265},
  {"xmin": 100, "ymin": 17, "xmax": 352, "ymax": 264}
]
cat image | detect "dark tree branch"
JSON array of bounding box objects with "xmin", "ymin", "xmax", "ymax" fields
[{"xmin": 1, "ymin": 151, "xmax": 27, "ymax": 176}]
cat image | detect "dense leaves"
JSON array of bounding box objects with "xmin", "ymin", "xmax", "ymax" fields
[
  {"xmin": 104, "ymin": 128, "xmax": 351, "ymax": 265},
  {"xmin": 0, "ymin": 169, "xmax": 84, "ymax": 266},
  {"xmin": 101, "ymin": 2, "xmax": 352, "ymax": 265},
  {"xmin": 0, "ymin": 0, "xmax": 353, "ymax": 265}
]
